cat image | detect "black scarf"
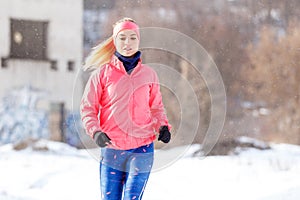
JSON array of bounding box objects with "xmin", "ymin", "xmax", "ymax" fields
[{"xmin": 114, "ymin": 51, "xmax": 141, "ymax": 73}]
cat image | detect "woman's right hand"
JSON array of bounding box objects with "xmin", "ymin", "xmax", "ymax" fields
[{"xmin": 94, "ymin": 132, "xmax": 112, "ymax": 147}]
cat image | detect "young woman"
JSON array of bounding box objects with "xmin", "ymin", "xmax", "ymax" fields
[{"xmin": 80, "ymin": 18, "xmax": 172, "ymax": 200}]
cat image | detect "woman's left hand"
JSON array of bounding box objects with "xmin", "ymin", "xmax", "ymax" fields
[{"xmin": 158, "ymin": 126, "xmax": 171, "ymax": 143}]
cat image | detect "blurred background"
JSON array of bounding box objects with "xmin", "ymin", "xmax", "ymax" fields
[{"xmin": 1, "ymin": 0, "xmax": 300, "ymax": 149}]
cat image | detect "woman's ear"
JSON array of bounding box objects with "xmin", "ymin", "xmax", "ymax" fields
[{"xmin": 113, "ymin": 37, "xmax": 116, "ymax": 46}]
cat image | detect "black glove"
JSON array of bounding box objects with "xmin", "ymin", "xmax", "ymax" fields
[
  {"xmin": 93, "ymin": 131, "xmax": 111, "ymax": 147},
  {"xmin": 158, "ymin": 126, "xmax": 171, "ymax": 143}
]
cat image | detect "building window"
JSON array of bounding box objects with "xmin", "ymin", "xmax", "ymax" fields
[
  {"xmin": 10, "ymin": 19, "xmax": 48, "ymax": 60},
  {"xmin": 50, "ymin": 61, "xmax": 58, "ymax": 71},
  {"xmin": 67, "ymin": 61, "xmax": 75, "ymax": 72},
  {"xmin": 1, "ymin": 58, "xmax": 8, "ymax": 68}
]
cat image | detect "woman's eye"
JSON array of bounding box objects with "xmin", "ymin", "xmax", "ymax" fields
[
  {"xmin": 120, "ymin": 37, "xmax": 126, "ymax": 41},
  {"xmin": 131, "ymin": 37, "xmax": 137, "ymax": 40}
]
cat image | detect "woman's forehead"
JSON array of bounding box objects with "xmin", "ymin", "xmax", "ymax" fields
[{"xmin": 117, "ymin": 29, "xmax": 137, "ymax": 36}]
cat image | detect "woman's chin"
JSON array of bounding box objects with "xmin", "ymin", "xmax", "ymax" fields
[{"xmin": 121, "ymin": 50, "xmax": 137, "ymax": 57}]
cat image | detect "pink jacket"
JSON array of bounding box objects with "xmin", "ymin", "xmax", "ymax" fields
[{"xmin": 80, "ymin": 55, "xmax": 171, "ymax": 150}]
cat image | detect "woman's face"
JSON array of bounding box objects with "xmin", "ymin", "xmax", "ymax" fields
[{"xmin": 114, "ymin": 29, "xmax": 139, "ymax": 57}]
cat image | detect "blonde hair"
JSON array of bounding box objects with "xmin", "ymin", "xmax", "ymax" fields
[{"xmin": 83, "ymin": 17, "xmax": 137, "ymax": 71}]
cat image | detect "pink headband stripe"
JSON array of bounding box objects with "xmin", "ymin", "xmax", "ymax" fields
[{"xmin": 113, "ymin": 21, "xmax": 140, "ymax": 39}]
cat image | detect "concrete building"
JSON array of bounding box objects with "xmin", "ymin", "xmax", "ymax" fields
[{"xmin": 0, "ymin": 0, "xmax": 83, "ymax": 111}]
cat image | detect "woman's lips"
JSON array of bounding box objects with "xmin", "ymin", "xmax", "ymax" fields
[{"xmin": 123, "ymin": 47, "xmax": 132, "ymax": 51}]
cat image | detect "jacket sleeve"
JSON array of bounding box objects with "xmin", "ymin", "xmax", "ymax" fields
[
  {"xmin": 149, "ymin": 72, "xmax": 172, "ymax": 132},
  {"xmin": 80, "ymin": 70, "xmax": 102, "ymax": 138}
]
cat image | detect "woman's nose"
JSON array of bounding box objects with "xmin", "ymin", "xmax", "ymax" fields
[{"xmin": 124, "ymin": 38, "xmax": 129, "ymax": 44}]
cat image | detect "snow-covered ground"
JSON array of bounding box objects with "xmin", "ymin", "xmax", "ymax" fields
[{"xmin": 1, "ymin": 140, "xmax": 300, "ymax": 200}]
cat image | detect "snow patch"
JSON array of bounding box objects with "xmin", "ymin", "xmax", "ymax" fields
[{"xmin": 1, "ymin": 140, "xmax": 300, "ymax": 200}]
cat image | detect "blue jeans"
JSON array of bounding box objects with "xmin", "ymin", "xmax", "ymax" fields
[{"xmin": 100, "ymin": 143, "xmax": 154, "ymax": 200}]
